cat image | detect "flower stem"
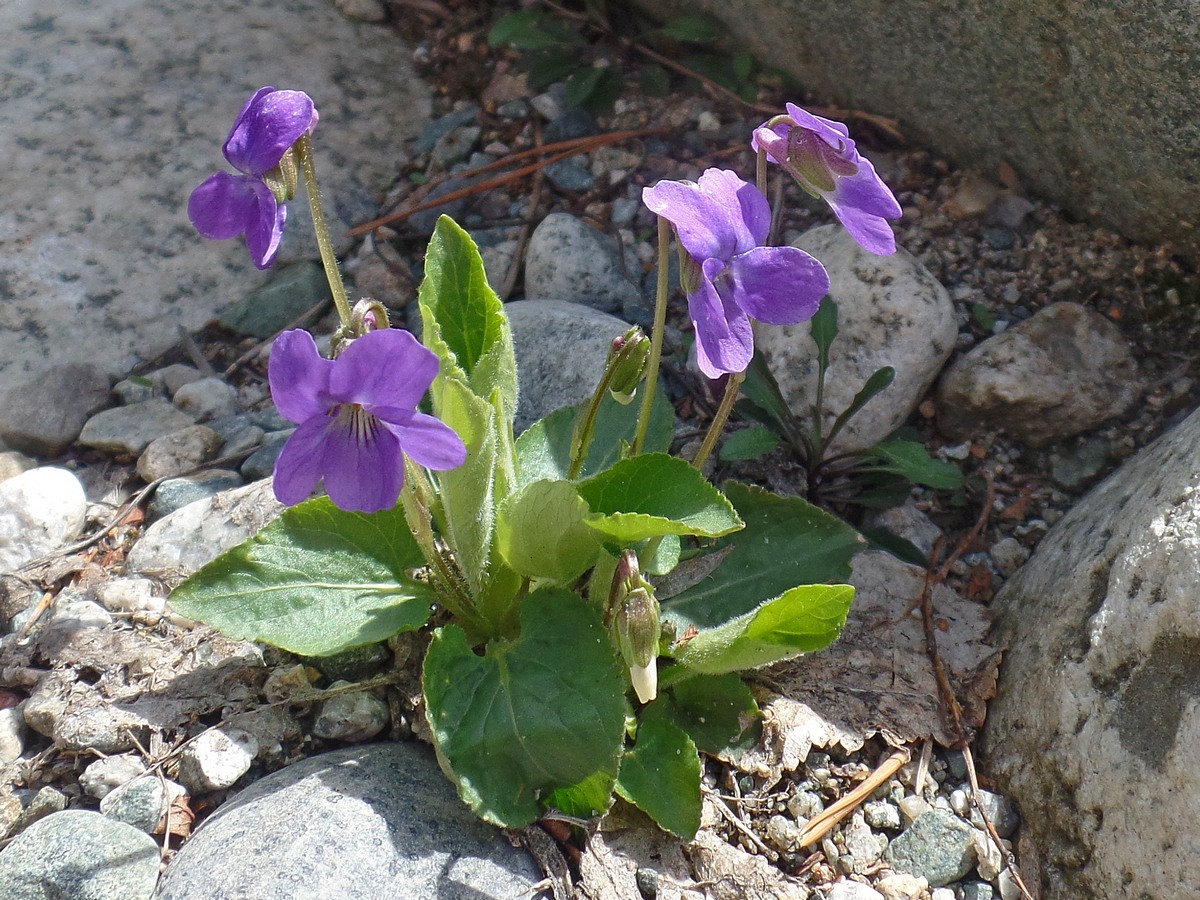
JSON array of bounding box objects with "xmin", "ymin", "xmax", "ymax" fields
[
  {"xmin": 633, "ymin": 217, "xmax": 671, "ymax": 455},
  {"xmin": 691, "ymin": 370, "xmax": 745, "ymax": 472},
  {"xmin": 569, "ymin": 363, "xmax": 615, "ymax": 480},
  {"xmin": 295, "ymin": 134, "xmax": 352, "ymax": 329},
  {"xmin": 399, "ymin": 460, "xmax": 474, "ymax": 622},
  {"xmin": 756, "ymin": 146, "xmax": 768, "ymax": 196}
]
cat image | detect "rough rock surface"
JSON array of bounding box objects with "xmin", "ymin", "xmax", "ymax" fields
[
  {"xmin": 936, "ymin": 302, "xmax": 1141, "ymax": 446},
  {"xmin": 0, "ymin": 363, "xmax": 112, "ymax": 456},
  {"xmin": 152, "ymin": 742, "xmax": 542, "ymax": 899},
  {"xmin": 0, "ymin": 467, "xmax": 87, "ymax": 574},
  {"xmin": 982, "ymin": 405, "xmax": 1200, "ymax": 898},
  {"xmin": 523, "ymin": 212, "xmax": 641, "ymax": 315},
  {"xmin": 757, "ymin": 225, "xmax": 956, "ymax": 453},
  {"xmin": 506, "ymin": 299, "xmax": 633, "ymax": 433},
  {"xmin": 631, "ymin": 0, "xmax": 1200, "ymax": 257},
  {"xmin": 0, "ymin": 0, "xmax": 430, "ymax": 390}
]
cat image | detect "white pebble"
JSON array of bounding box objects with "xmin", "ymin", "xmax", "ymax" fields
[
  {"xmin": 176, "ymin": 727, "xmax": 258, "ymax": 792},
  {"xmin": 80, "ymin": 754, "xmax": 148, "ymax": 799}
]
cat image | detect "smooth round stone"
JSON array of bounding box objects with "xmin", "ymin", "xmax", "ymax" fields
[
  {"xmin": 240, "ymin": 431, "xmax": 293, "ymax": 482},
  {"xmin": 146, "ymin": 470, "xmax": 245, "ymax": 522},
  {"xmin": 176, "ymin": 728, "xmax": 257, "ymax": 793},
  {"xmin": 78, "ymin": 400, "xmax": 196, "ymax": 456},
  {"xmin": 172, "ymin": 378, "xmax": 238, "ymax": 423},
  {"xmin": 0, "ymin": 467, "xmax": 87, "ymax": 574},
  {"xmin": 136, "ymin": 425, "xmax": 223, "ymax": 482},
  {"xmin": 152, "ymin": 743, "xmax": 542, "ymax": 900},
  {"xmin": 311, "ymin": 684, "xmax": 390, "ymax": 743},
  {"xmin": 0, "ymin": 809, "xmax": 160, "ymax": 900}
]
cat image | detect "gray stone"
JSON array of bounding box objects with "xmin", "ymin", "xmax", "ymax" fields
[
  {"xmin": 757, "ymin": 225, "xmax": 956, "ymax": 454},
  {"xmin": 128, "ymin": 479, "xmax": 282, "ymax": 578},
  {"xmin": 0, "ymin": 467, "xmax": 87, "ymax": 574},
  {"xmin": 841, "ymin": 813, "xmax": 886, "ymax": 867},
  {"xmin": 883, "ymin": 809, "xmax": 976, "ymax": 887},
  {"xmin": 80, "ymin": 755, "xmax": 149, "ymax": 801},
  {"xmin": 206, "ymin": 416, "xmax": 265, "ymax": 458},
  {"xmin": 0, "ymin": 0, "xmax": 430, "ymax": 391},
  {"xmin": 176, "ymin": 728, "xmax": 258, "ymax": 793},
  {"xmin": 0, "ymin": 705, "xmax": 25, "ymax": 764},
  {"xmin": 100, "ymin": 776, "xmax": 185, "ymax": 834},
  {"xmin": 0, "ymin": 364, "xmax": 112, "ymax": 456},
  {"xmin": 151, "ymin": 742, "xmax": 542, "ymax": 900},
  {"xmin": 94, "ymin": 577, "xmax": 166, "ymax": 623},
  {"xmin": 136, "ymin": 425, "xmax": 223, "ymax": 482},
  {"xmin": 982, "ymin": 404, "xmax": 1200, "ymax": 899},
  {"xmin": 240, "ymin": 430, "xmax": 293, "ymax": 482},
  {"xmin": 988, "ymin": 536, "xmax": 1029, "ymax": 578},
  {"xmin": 172, "ymin": 378, "xmax": 239, "ymax": 423},
  {"xmin": 147, "ymin": 470, "xmax": 245, "ymax": 521},
  {"xmin": 875, "ymin": 873, "xmax": 929, "ymax": 900},
  {"xmin": 961, "ymin": 883, "xmax": 995, "ymax": 900},
  {"xmin": 0, "ymin": 451, "xmax": 37, "ymax": 484},
  {"xmin": 524, "ymin": 213, "xmax": 642, "ymax": 315},
  {"xmin": 1049, "ymin": 436, "xmax": 1110, "ymax": 491},
  {"xmin": 113, "ymin": 376, "xmax": 161, "ymax": 406},
  {"xmin": 936, "ymin": 303, "xmax": 1141, "ymax": 447},
  {"xmin": 827, "ymin": 883, "xmax": 883, "ymax": 900},
  {"xmin": 630, "ymin": 0, "xmax": 1200, "ymax": 257},
  {"xmin": 506, "ymin": 299, "xmax": 633, "ymax": 433},
  {"xmin": 79, "ymin": 400, "xmax": 197, "ymax": 456},
  {"xmin": 968, "ymin": 789, "xmax": 1019, "ymax": 839},
  {"xmin": 544, "ymin": 160, "xmax": 596, "ymax": 192},
  {"xmin": 312, "ymin": 683, "xmax": 390, "ymax": 742},
  {"xmin": 863, "ymin": 799, "xmax": 901, "ymax": 831},
  {"xmin": 0, "ymin": 809, "xmax": 160, "ymax": 900},
  {"xmin": 12, "ymin": 787, "xmax": 69, "ymax": 835},
  {"xmin": 154, "ymin": 365, "xmax": 204, "ymax": 397},
  {"xmin": 218, "ymin": 263, "xmax": 330, "ymax": 340},
  {"xmin": 866, "ymin": 501, "xmax": 943, "ymax": 561}
]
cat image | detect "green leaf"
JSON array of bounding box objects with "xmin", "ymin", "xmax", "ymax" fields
[
  {"xmin": 526, "ymin": 50, "xmax": 580, "ymax": 90},
  {"xmin": 565, "ymin": 67, "xmax": 622, "ymax": 114},
  {"xmin": 515, "ymin": 388, "xmax": 674, "ymax": 486},
  {"xmin": 810, "ymin": 295, "xmax": 838, "ymax": 375},
  {"xmin": 616, "ymin": 703, "xmax": 702, "ymax": 838},
  {"xmin": 655, "ymin": 14, "xmax": 722, "ymax": 44},
  {"xmin": 548, "ymin": 769, "xmax": 617, "ymax": 820},
  {"xmin": 419, "ymin": 217, "xmax": 518, "ymax": 421},
  {"xmin": 672, "ymin": 583, "xmax": 855, "ymax": 675},
  {"xmin": 169, "ymin": 497, "xmax": 434, "ymax": 656},
  {"xmin": 866, "ymin": 439, "xmax": 966, "ymax": 490},
  {"xmin": 496, "ymin": 479, "xmax": 602, "ymax": 584},
  {"xmin": 578, "ymin": 454, "xmax": 743, "ymax": 543},
  {"xmin": 825, "ymin": 366, "xmax": 895, "ymax": 447},
  {"xmin": 423, "ymin": 588, "xmax": 626, "ymax": 827},
  {"xmin": 487, "ymin": 11, "xmax": 582, "ymax": 50},
  {"xmin": 665, "ymin": 674, "xmax": 761, "ymax": 756},
  {"xmin": 719, "ymin": 425, "xmax": 781, "ymax": 462},
  {"xmin": 731, "ymin": 50, "xmax": 753, "ymax": 82},
  {"xmin": 662, "ymin": 482, "xmax": 865, "ymax": 631},
  {"xmin": 971, "ymin": 301, "xmax": 996, "ymax": 332}
]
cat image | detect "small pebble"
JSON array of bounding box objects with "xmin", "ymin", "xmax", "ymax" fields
[
  {"xmin": 969, "ymin": 789, "xmax": 1020, "ymax": 838},
  {"xmin": 0, "ymin": 705, "xmax": 26, "ymax": 763},
  {"xmin": 155, "ymin": 364, "xmax": 203, "ymax": 396},
  {"xmin": 100, "ymin": 775, "xmax": 186, "ymax": 834},
  {"xmin": 875, "ymin": 872, "xmax": 929, "ymax": 900},
  {"xmin": 864, "ymin": 799, "xmax": 902, "ymax": 830},
  {"xmin": 989, "ymin": 537, "xmax": 1029, "ymax": 578},
  {"xmin": 80, "ymin": 755, "xmax": 148, "ymax": 800},
  {"xmin": 311, "ymin": 682, "xmax": 390, "ymax": 743},
  {"xmin": 765, "ymin": 814, "xmax": 799, "ymax": 851},
  {"xmin": 961, "ymin": 882, "xmax": 995, "ymax": 900},
  {"xmin": 897, "ymin": 795, "xmax": 931, "ymax": 824},
  {"xmin": 136, "ymin": 425, "xmax": 223, "ymax": 482},
  {"xmin": 950, "ymin": 788, "xmax": 970, "ymax": 817},
  {"xmin": 13, "ymin": 786, "xmax": 68, "ymax": 835},
  {"xmin": 173, "ymin": 378, "xmax": 239, "ymax": 422},
  {"xmin": 788, "ymin": 790, "xmax": 825, "ymax": 820},
  {"xmin": 176, "ymin": 728, "xmax": 258, "ymax": 792}
]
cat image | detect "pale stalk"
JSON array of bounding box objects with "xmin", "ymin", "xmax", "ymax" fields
[
  {"xmin": 756, "ymin": 146, "xmax": 768, "ymax": 196},
  {"xmin": 632, "ymin": 217, "xmax": 671, "ymax": 454},
  {"xmin": 399, "ymin": 459, "xmax": 474, "ymax": 622},
  {"xmin": 295, "ymin": 134, "xmax": 352, "ymax": 329},
  {"xmin": 691, "ymin": 370, "xmax": 745, "ymax": 472}
]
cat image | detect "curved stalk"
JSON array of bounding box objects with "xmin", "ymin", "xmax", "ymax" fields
[
  {"xmin": 295, "ymin": 134, "xmax": 352, "ymax": 329},
  {"xmin": 632, "ymin": 217, "xmax": 671, "ymax": 454}
]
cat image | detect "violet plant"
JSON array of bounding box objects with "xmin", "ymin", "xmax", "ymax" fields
[{"xmin": 171, "ymin": 88, "xmax": 901, "ymax": 838}]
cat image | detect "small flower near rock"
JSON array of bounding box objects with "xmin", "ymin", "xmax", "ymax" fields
[{"xmin": 268, "ymin": 328, "xmax": 467, "ymax": 513}]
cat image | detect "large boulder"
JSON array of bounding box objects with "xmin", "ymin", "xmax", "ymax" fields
[
  {"xmin": 633, "ymin": 0, "xmax": 1200, "ymax": 257},
  {"xmin": 981, "ymin": 406, "xmax": 1200, "ymax": 898}
]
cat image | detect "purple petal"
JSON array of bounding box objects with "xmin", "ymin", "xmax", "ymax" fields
[
  {"xmin": 272, "ymin": 418, "xmax": 330, "ymax": 506},
  {"xmin": 188, "ymin": 172, "xmax": 262, "ymax": 240},
  {"xmin": 328, "ymin": 328, "xmax": 438, "ymax": 409},
  {"xmin": 223, "ymin": 87, "xmax": 318, "ymax": 176},
  {"xmin": 831, "ymin": 155, "xmax": 903, "ymax": 220},
  {"xmin": 784, "ymin": 102, "xmax": 853, "ymax": 148},
  {"xmin": 750, "ymin": 123, "xmax": 789, "ymax": 163},
  {"xmin": 381, "ymin": 410, "xmax": 468, "ymax": 472},
  {"xmin": 727, "ymin": 246, "xmax": 830, "ymax": 325},
  {"xmin": 269, "ymin": 329, "xmax": 333, "ymax": 424},
  {"xmin": 244, "ymin": 191, "xmax": 286, "ymax": 270},
  {"xmin": 689, "ymin": 260, "xmax": 754, "ymax": 378},
  {"xmin": 828, "ymin": 203, "xmax": 898, "ymax": 255},
  {"xmin": 320, "ymin": 413, "xmax": 405, "ymax": 513},
  {"xmin": 643, "ymin": 168, "xmax": 767, "ymax": 262}
]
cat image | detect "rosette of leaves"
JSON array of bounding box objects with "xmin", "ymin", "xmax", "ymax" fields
[{"xmin": 171, "ymin": 217, "xmax": 862, "ymax": 838}]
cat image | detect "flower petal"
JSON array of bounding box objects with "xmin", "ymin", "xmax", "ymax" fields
[
  {"xmin": 643, "ymin": 168, "xmax": 768, "ymax": 261},
  {"xmin": 188, "ymin": 172, "xmax": 262, "ymax": 240},
  {"xmin": 690, "ymin": 260, "xmax": 754, "ymax": 378},
  {"xmin": 377, "ymin": 410, "xmax": 468, "ymax": 472},
  {"xmin": 271, "ymin": 418, "xmax": 330, "ymax": 506},
  {"xmin": 320, "ymin": 413, "xmax": 405, "ymax": 513},
  {"xmin": 223, "ymin": 87, "xmax": 318, "ymax": 176},
  {"xmin": 328, "ymin": 328, "xmax": 438, "ymax": 409},
  {"xmin": 727, "ymin": 246, "xmax": 830, "ymax": 325},
  {"xmin": 269, "ymin": 329, "xmax": 334, "ymax": 424},
  {"xmin": 831, "ymin": 155, "xmax": 903, "ymax": 220},
  {"xmin": 244, "ymin": 189, "xmax": 286, "ymax": 270},
  {"xmin": 784, "ymin": 102, "xmax": 852, "ymax": 147},
  {"xmin": 828, "ymin": 200, "xmax": 898, "ymax": 256}
]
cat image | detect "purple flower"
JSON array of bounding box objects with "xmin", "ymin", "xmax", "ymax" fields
[
  {"xmin": 269, "ymin": 328, "xmax": 467, "ymax": 513},
  {"xmin": 188, "ymin": 87, "xmax": 319, "ymax": 269},
  {"xmin": 752, "ymin": 103, "xmax": 902, "ymax": 255},
  {"xmin": 642, "ymin": 168, "xmax": 830, "ymax": 378}
]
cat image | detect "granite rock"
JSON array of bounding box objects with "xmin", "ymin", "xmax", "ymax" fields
[{"xmin": 0, "ymin": 363, "xmax": 112, "ymax": 456}]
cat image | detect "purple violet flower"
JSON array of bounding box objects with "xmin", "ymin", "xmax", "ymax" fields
[
  {"xmin": 188, "ymin": 87, "xmax": 319, "ymax": 269},
  {"xmin": 752, "ymin": 103, "xmax": 902, "ymax": 255},
  {"xmin": 269, "ymin": 328, "xmax": 467, "ymax": 513},
  {"xmin": 642, "ymin": 168, "xmax": 830, "ymax": 378}
]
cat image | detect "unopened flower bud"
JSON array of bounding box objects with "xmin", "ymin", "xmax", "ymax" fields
[
  {"xmin": 610, "ymin": 550, "xmax": 661, "ymax": 704},
  {"xmin": 607, "ymin": 327, "xmax": 651, "ymax": 405}
]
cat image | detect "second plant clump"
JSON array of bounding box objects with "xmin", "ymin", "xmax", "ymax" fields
[{"xmin": 174, "ymin": 85, "xmax": 916, "ymax": 837}]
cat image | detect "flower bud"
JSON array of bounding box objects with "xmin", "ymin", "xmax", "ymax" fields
[
  {"xmin": 607, "ymin": 327, "xmax": 651, "ymax": 405},
  {"xmin": 610, "ymin": 550, "xmax": 661, "ymax": 704}
]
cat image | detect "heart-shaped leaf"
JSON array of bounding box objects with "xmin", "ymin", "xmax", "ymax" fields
[
  {"xmin": 423, "ymin": 588, "xmax": 626, "ymax": 827},
  {"xmin": 616, "ymin": 702, "xmax": 701, "ymax": 838},
  {"xmin": 169, "ymin": 497, "xmax": 433, "ymax": 656}
]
